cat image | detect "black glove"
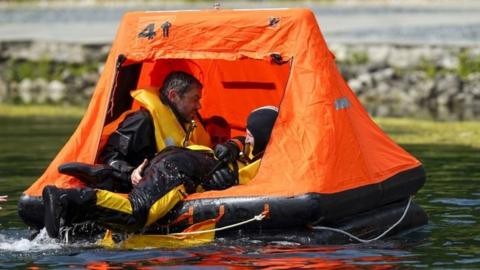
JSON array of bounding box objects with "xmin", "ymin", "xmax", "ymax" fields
[
  {"xmin": 182, "ymin": 174, "xmax": 197, "ymax": 194},
  {"xmin": 214, "ymin": 139, "xmax": 241, "ymax": 163},
  {"xmin": 202, "ymin": 166, "xmax": 239, "ymax": 190}
]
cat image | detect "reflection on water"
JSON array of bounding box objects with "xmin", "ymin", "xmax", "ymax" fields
[
  {"xmin": 0, "ymin": 236, "xmax": 426, "ymax": 269},
  {"xmin": 0, "ymin": 115, "xmax": 479, "ymax": 268}
]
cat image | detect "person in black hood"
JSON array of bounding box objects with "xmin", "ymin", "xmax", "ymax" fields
[
  {"xmin": 245, "ymin": 105, "xmax": 279, "ymax": 158},
  {"xmin": 42, "ymin": 106, "xmax": 279, "ymax": 239}
]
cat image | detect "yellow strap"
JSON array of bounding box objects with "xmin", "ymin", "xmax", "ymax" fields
[
  {"xmin": 95, "ymin": 190, "xmax": 132, "ymax": 214},
  {"xmin": 99, "ymin": 219, "xmax": 217, "ymax": 249},
  {"xmin": 100, "ymin": 230, "xmax": 115, "ymax": 248},
  {"xmin": 186, "ymin": 144, "xmax": 214, "ymax": 153},
  {"xmin": 100, "ymin": 219, "xmax": 216, "ymax": 249},
  {"xmin": 145, "ymin": 185, "xmax": 187, "ymax": 226}
]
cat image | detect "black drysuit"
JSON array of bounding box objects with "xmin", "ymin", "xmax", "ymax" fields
[
  {"xmin": 57, "ymin": 146, "xmax": 221, "ymax": 233},
  {"xmin": 97, "ymin": 109, "xmax": 157, "ymax": 192}
]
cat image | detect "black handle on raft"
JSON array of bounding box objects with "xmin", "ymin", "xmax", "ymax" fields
[{"xmin": 116, "ymin": 54, "xmax": 126, "ymax": 70}]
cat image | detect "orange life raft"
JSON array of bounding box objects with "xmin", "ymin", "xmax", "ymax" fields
[{"xmin": 18, "ymin": 8, "xmax": 427, "ymax": 243}]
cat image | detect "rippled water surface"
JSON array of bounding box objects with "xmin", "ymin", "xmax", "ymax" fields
[{"xmin": 0, "ymin": 115, "xmax": 479, "ymax": 269}]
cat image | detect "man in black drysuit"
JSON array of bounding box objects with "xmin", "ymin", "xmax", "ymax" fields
[
  {"xmin": 42, "ymin": 106, "xmax": 279, "ymax": 239},
  {"xmin": 64, "ymin": 71, "xmax": 210, "ymax": 193}
]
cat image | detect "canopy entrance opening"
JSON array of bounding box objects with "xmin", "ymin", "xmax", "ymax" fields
[{"xmin": 104, "ymin": 57, "xmax": 292, "ymax": 141}]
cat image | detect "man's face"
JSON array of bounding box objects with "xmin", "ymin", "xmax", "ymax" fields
[
  {"xmin": 169, "ymin": 86, "xmax": 202, "ymax": 121},
  {"xmin": 245, "ymin": 129, "xmax": 254, "ymax": 157}
]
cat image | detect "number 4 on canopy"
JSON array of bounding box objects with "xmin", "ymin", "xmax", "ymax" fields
[{"xmin": 138, "ymin": 23, "xmax": 156, "ymax": 40}]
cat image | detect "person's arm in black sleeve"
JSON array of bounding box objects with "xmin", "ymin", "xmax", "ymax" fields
[
  {"xmin": 98, "ymin": 109, "xmax": 157, "ymax": 183},
  {"xmin": 202, "ymin": 136, "xmax": 245, "ymax": 191},
  {"xmin": 213, "ymin": 136, "xmax": 245, "ymax": 163}
]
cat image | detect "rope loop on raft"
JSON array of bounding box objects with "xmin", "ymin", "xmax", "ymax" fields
[
  {"xmin": 169, "ymin": 211, "xmax": 267, "ymax": 236},
  {"xmin": 313, "ymin": 196, "xmax": 414, "ymax": 243}
]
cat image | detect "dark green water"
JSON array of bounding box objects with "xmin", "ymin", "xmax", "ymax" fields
[{"xmin": 0, "ymin": 115, "xmax": 479, "ymax": 269}]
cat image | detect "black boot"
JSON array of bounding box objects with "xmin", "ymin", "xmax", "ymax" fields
[
  {"xmin": 43, "ymin": 186, "xmax": 98, "ymax": 239},
  {"xmin": 58, "ymin": 162, "xmax": 121, "ymax": 186},
  {"xmin": 42, "ymin": 186, "xmax": 69, "ymax": 239}
]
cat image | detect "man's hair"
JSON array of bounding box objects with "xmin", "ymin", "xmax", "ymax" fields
[{"xmin": 160, "ymin": 71, "xmax": 203, "ymax": 102}]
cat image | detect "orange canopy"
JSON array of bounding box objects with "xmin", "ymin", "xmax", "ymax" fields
[{"xmin": 25, "ymin": 8, "xmax": 420, "ymax": 199}]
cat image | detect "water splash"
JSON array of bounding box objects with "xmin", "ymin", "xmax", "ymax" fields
[{"xmin": 0, "ymin": 229, "xmax": 61, "ymax": 252}]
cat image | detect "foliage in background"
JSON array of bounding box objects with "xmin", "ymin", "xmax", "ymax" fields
[
  {"xmin": 414, "ymin": 48, "xmax": 480, "ymax": 79},
  {"xmin": 342, "ymin": 50, "xmax": 369, "ymax": 65},
  {"xmin": 2, "ymin": 58, "xmax": 99, "ymax": 83},
  {"xmin": 457, "ymin": 49, "xmax": 480, "ymax": 79}
]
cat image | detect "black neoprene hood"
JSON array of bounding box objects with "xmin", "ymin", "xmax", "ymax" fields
[{"xmin": 246, "ymin": 106, "xmax": 278, "ymax": 155}]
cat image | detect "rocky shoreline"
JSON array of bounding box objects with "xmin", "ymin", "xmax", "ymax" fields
[
  {"xmin": 1, "ymin": 41, "xmax": 479, "ymax": 120},
  {"xmin": 333, "ymin": 43, "xmax": 480, "ymax": 120}
]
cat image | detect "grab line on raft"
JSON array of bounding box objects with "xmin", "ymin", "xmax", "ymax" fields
[
  {"xmin": 312, "ymin": 196, "xmax": 414, "ymax": 243},
  {"xmin": 169, "ymin": 212, "xmax": 267, "ymax": 236}
]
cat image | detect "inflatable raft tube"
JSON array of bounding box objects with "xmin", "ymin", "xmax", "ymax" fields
[
  {"xmin": 223, "ymin": 199, "xmax": 428, "ymax": 245},
  {"xmin": 99, "ymin": 166, "xmax": 427, "ymax": 249},
  {"xmin": 18, "ymin": 165, "xmax": 425, "ymax": 233},
  {"xmin": 144, "ymin": 166, "xmax": 426, "ymax": 234},
  {"xmin": 100, "ymin": 198, "xmax": 427, "ymax": 249}
]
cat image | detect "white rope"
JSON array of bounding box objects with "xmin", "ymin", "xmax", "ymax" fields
[
  {"xmin": 312, "ymin": 196, "xmax": 414, "ymax": 243},
  {"xmin": 169, "ymin": 213, "xmax": 266, "ymax": 236}
]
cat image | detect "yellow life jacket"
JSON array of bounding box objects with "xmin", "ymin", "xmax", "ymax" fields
[
  {"xmin": 238, "ymin": 159, "xmax": 261, "ymax": 185},
  {"xmin": 130, "ymin": 89, "xmax": 211, "ymax": 150}
]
